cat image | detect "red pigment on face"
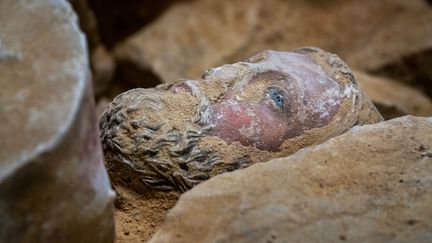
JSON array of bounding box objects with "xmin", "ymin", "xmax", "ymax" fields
[
  {"xmin": 207, "ymin": 52, "xmax": 342, "ymax": 151},
  {"xmin": 209, "ymin": 99, "xmax": 289, "ymax": 151}
]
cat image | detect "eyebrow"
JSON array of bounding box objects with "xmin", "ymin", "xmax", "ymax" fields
[{"xmin": 249, "ymin": 70, "xmax": 291, "ymax": 84}]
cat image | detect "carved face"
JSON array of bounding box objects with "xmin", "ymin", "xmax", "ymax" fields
[
  {"xmin": 101, "ymin": 48, "xmax": 382, "ymax": 193},
  {"xmin": 207, "ymin": 51, "xmax": 342, "ymax": 151}
]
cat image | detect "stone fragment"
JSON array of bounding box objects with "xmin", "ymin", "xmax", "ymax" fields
[
  {"xmin": 114, "ymin": 0, "xmax": 431, "ymax": 84},
  {"xmin": 150, "ymin": 116, "xmax": 432, "ymax": 243},
  {"xmin": 91, "ymin": 45, "xmax": 116, "ymax": 97},
  {"xmin": 372, "ymin": 48, "xmax": 432, "ymax": 99},
  {"xmin": 354, "ymin": 70, "xmax": 432, "ymax": 119},
  {"xmin": 101, "ymin": 47, "xmax": 382, "ymax": 193},
  {"xmin": 0, "ymin": 0, "xmax": 114, "ymax": 242},
  {"xmin": 69, "ymin": 0, "xmax": 100, "ymax": 49},
  {"xmin": 114, "ymin": 0, "xmax": 259, "ymax": 83},
  {"xmin": 96, "ymin": 97, "xmax": 112, "ymax": 119},
  {"xmin": 113, "ymin": 184, "xmax": 178, "ymax": 243},
  {"xmin": 87, "ymin": 0, "xmax": 180, "ymax": 48},
  {"xmin": 69, "ymin": 0, "xmax": 116, "ymax": 97}
]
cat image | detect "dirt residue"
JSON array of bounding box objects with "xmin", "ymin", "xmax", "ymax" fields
[{"xmin": 113, "ymin": 184, "xmax": 179, "ymax": 242}]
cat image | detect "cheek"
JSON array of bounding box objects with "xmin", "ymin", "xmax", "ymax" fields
[
  {"xmin": 254, "ymin": 106, "xmax": 288, "ymax": 149},
  {"xmin": 209, "ymin": 101, "xmax": 255, "ymax": 144},
  {"xmin": 209, "ymin": 101, "xmax": 290, "ymax": 151}
]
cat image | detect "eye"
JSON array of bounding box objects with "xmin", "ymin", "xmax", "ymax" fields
[{"xmin": 267, "ymin": 88, "xmax": 285, "ymax": 108}]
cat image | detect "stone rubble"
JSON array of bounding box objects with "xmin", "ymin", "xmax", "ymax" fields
[
  {"xmin": 151, "ymin": 116, "xmax": 432, "ymax": 243},
  {"xmin": 114, "ymin": 0, "xmax": 432, "ymax": 86},
  {"xmin": 354, "ymin": 70, "xmax": 432, "ymax": 119},
  {"xmin": 0, "ymin": 0, "xmax": 115, "ymax": 242},
  {"xmin": 1, "ymin": 0, "xmax": 431, "ymax": 242}
]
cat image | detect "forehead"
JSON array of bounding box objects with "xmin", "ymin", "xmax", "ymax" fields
[
  {"xmin": 259, "ymin": 51, "xmax": 319, "ymax": 69},
  {"xmin": 248, "ymin": 70, "xmax": 291, "ymax": 84},
  {"xmin": 252, "ymin": 51, "xmax": 333, "ymax": 81},
  {"xmin": 238, "ymin": 51, "xmax": 339, "ymax": 90}
]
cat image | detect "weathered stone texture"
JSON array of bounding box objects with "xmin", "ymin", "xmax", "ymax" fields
[
  {"xmin": 0, "ymin": 0, "xmax": 114, "ymax": 242},
  {"xmin": 354, "ymin": 70, "xmax": 432, "ymax": 119},
  {"xmin": 69, "ymin": 0, "xmax": 116, "ymax": 97},
  {"xmin": 114, "ymin": 0, "xmax": 431, "ymax": 85},
  {"xmin": 101, "ymin": 48, "xmax": 382, "ymax": 194},
  {"xmin": 151, "ymin": 116, "xmax": 432, "ymax": 243}
]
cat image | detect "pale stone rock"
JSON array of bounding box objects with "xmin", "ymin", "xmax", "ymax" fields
[
  {"xmin": 91, "ymin": 45, "xmax": 116, "ymax": 97},
  {"xmin": 355, "ymin": 70, "xmax": 432, "ymax": 119},
  {"xmin": 0, "ymin": 0, "xmax": 114, "ymax": 242},
  {"xmin": 114, "ymin": 0, "xmax": 431, "ymax": 85},
  {"xmin": 372, "ymin": 48, "xmax": 432, "ymax": 99},
  {"xmin": 151, "ymin": 116, "xmax": 432, "ymax": 243}
]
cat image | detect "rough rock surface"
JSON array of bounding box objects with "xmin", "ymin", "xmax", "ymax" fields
[
  {"xmin": 114, "ymin": 0, "xmax": 258, "ymax": 85},
  {"xmin": 87, "ymin": 0, "xmax": 182, "ymax": 48},
  {"xmin": 91, "ymin": 44, "xmax": 115, "ymax": 97},
  {"xmin": 114, "ymin": 0, "xmax": 431, "ymax": 84},
  {"xmin": 69, "ymin": 0, "xmax": 116, "ymax": 97},
  {"xmin": 372, "ymin": 48, "xmax": 432, "ymax": 99},
  {"xmin": 150, "ymin": 116, "xmax": 432, "ymax": 243},
  {"xmin": 69, "ymin": 0, "xmax": 100, "ymax": 49},
  {"xmin": 354, "ymin": 70, "xmax": 432, "ymax": 119},
  {"xmin": 0, "ymin": 0, "xmax": 114, "ymax": 242},
  {"xmin": 101, "ymin": 47, "xmax": 382, "ymax": 193}
]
